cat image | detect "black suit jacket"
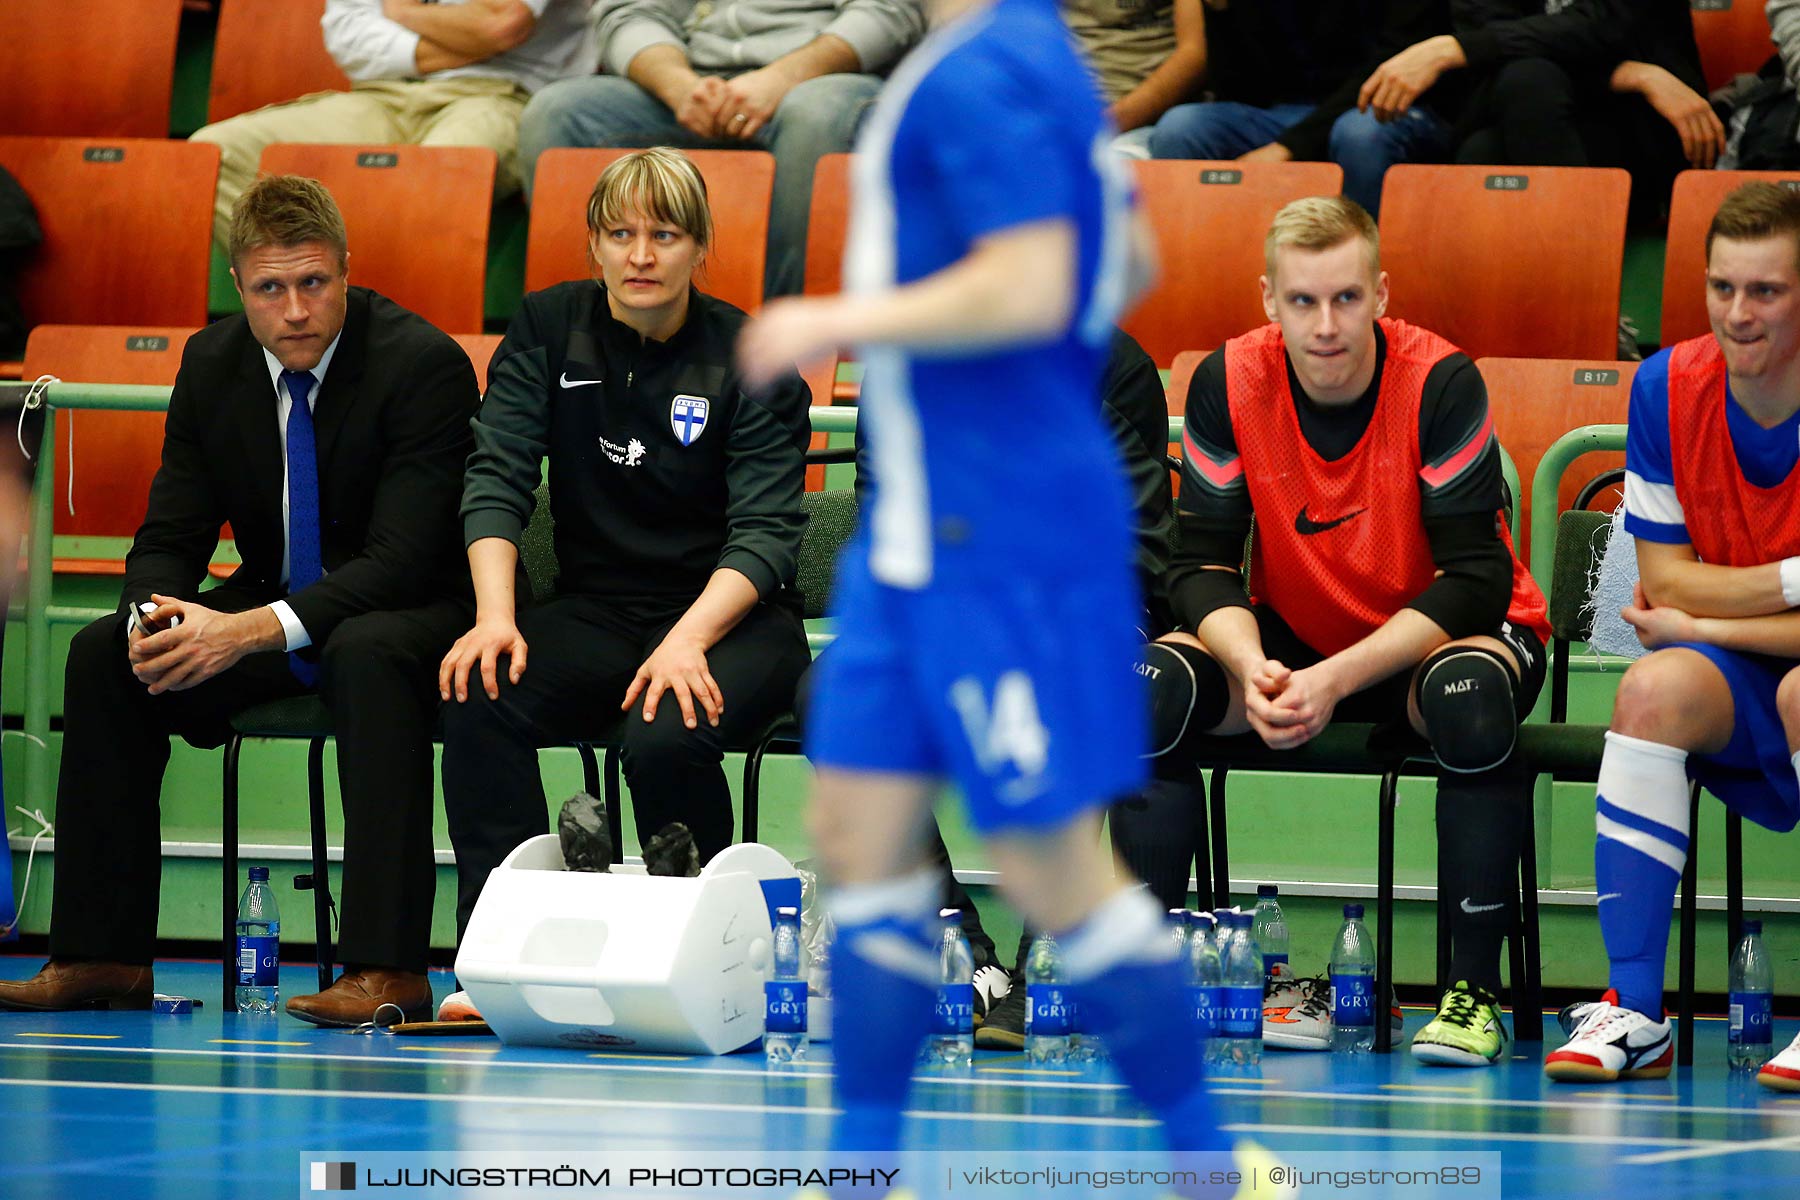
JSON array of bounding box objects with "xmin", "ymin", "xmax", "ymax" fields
[{"xmin": 122, "ymin": 287, "xmax": 479, "ymax": 651}]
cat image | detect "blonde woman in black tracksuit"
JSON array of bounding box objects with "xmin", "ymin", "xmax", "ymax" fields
[{"xmin": 440, "ymin": 148, "xmax": 813, "ymax": 945}]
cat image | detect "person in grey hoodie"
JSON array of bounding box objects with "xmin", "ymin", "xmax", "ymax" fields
[{"xmin": 518, "ymin": 0, "xmax": 926, "ymax": 299}]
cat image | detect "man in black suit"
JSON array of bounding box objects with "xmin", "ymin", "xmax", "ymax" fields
[{"xmin": 0, "ymin": 176, "xmax": 478, "ymax": 1026}]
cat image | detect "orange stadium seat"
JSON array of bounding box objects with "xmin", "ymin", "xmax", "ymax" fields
[
  {"xmin": 207, "ymin": 0, "xmax": 349, "ymax": 125},
  {"xmin": 258, "ymin": 143, "xmax": 495, "ymax": 334},
  {"xmin": 1478, "ymin": 356, "xmax": 1638, "ymax": 559},
  {"xmin": 1379, "ymin": 164, "xmax": 1630, "ymax": 362},
  {"xmin": 22, "ymin": 325, "xmax": 198, "ymax": 571},
  {"xmin": 1691, "ymin": 0, "xmax": 1775, "ymax": 92},
  {"xmin": 1661, "ymin": 168, "xmax": 1800, "ymax": 346},
  {"xmin": 527, "ymin": 148, "xmax": 774, "ymax": 314},
  {"xmin": 803, "ymin": 153, "xmax": 853, "ymax": 297},
  {"xmin": 0, "ymin": 1, "xmax": 183, "ymax": 138},
  {"xmin": 1125, "ymin": 160, "xmax": 1344, "ymax": 368},
  {"xmin": 452, "ymin": 333, "xmax": 506, "ymax": 392},
  {"xmin": 0, "ymin": 137, "xmax": 217, "ymax": 339},
  {"xmin": 1166, "ymin": 349, "xmax": 1209, "ymax": 420}
]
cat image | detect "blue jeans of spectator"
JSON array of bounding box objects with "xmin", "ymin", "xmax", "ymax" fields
[
  {"xmin": 1147, "ymin": 100, "xmax": 1451, "ymax": 216},
  {"xmin": 518, "ymin": 73, "xmax": 882, "ymax": 298}
]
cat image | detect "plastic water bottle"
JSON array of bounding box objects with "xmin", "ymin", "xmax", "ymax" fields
[
  {"xmin": 926, "ymin": 908, "xmax": 974, "ymax": 1066},
  {"xmin": 1330, "ymin": 904, "xmax": 1376, "ymax": 1054},
  {"xmin": 1189, "ymin": 911, "xmax": 1222, "ymax": 1062},
  {"xmin": 765, "ymin": 905, "xmax": 808, "ymax": 1064},
  {"xmin": 1729, "ymin": 919, "xmax": 1774, "ymax": 1072},
  {"xmin": 1252, "ymin": 885, "xmax": 1290, "ymax": 982},
  {"xmin": 1024, "ymin": 931, "xmax": 1071, "ymax": 1063},
  {"xmin": 1217, "ymin": 912, "xmax": 1263, "ymax": 1064},
  {"xmin": 234, "ymin": 866, "xmax": 280, "ymax": 1014}
]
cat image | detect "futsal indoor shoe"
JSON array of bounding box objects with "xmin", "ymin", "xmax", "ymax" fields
[
  {"xmin": 437, "ymin": 989, "xmax": 483, "ymax": 1022},
  {"xmin": 1410, "ymin": 980, "xmax": 1508, "ymax": 1067},
  {"xmin": 1543, "ymin": 989, "xmax": 1673, "ymax": 1082},
  {"xmin": 971, "ymin": 963, "xmax": 1012, "ymax": 1029},
  {"xmin": 973, "ymin": 977, "xmax": 1026, "ymax": 1050},
  {"xmin": 1758, "ymin": 1030, "xmax": 1800, "ymax": 1092},
  {"xmin": 1262, "ymin": 966, "xmax": 1332, "ymax": 1051},
  {"xmin": 1229, "ymin": 1140, "xmax": 1300, "ymax": 1198}
]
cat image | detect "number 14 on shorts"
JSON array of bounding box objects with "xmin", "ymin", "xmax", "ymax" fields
[{"xmin": 948, "ymin": 670, "xmax": 1050, "ymax": 801}]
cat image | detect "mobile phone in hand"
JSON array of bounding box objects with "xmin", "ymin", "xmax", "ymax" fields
[{"xmin": 129, "ymin": 600, "xmax": 181, "ymax": 638}]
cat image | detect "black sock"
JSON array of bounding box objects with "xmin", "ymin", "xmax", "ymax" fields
[
  {"xmin": 1110, "ymin": 775, "xmax": 1204, "ymax": 911},
  {"xmin": 1437, "ymin": 761, "xmax": 1530, "ymax": 995}
]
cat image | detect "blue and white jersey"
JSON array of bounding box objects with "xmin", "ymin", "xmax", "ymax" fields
[
  {"xmin": 1624, "ymin": 347, "xmax": 1800, "ymax": 545},
  {"xmin": 844, "ymin": 0, "xmax": 1138, "ymax": 589}
]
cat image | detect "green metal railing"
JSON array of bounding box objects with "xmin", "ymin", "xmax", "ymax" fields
[
  {"xmin": 1528, "ymin": 424, "xmax": 1627, "ymax": 597},
  {"xmin": 21, "ymin": 385, "xmax": 181, "ymax": 818}
]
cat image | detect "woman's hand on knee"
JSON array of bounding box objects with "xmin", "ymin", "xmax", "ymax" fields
[
  {"xmin": 622, "ymin": 633, "xmax": 722, "ymax": 729},
  {"xmin": 439, "ymin": 618, "xmax": 528, "ymax": 703}
]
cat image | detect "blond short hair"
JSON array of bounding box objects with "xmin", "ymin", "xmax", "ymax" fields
[
  {"xmin": 227, "ymin": 175, "xmax": 348, "ymax": 270},
  {"xmin": 1706, "ymin": 181, "xmax": 1800, "ymax": 271},
  {"xmin": 1264, "ymin": 195, "xmax": 1380, "ymax": 279},
  {"xmin": 585, "ymin": 147, "xmax": 713, "ymax": 253}
]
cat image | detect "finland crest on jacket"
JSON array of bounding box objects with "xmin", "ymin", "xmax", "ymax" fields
[{"xmin": 671, "ymin": 394, "xmax": 709, "ymax": 445}]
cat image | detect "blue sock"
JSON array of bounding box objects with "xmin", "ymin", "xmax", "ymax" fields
[
  {"xmin": 1594, "ymin": 732, "xmax": 1690, "ymax": 1017},
  {"xmin": 1058, "ymin": 887, "xmax": 1229, "ymax": 1154},
  {"xmin": 825, "ymin": 869, "xmax": 939, "ymax": 1158}
]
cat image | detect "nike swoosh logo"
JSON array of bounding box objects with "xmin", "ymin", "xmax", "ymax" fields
[
  {"xmin": 1461, "ymin": 898, "xmax": 1506, "ymax": 914},
  {"xmin": 559, "ymin": 372, "xmax": 601, "ymax": 389},
  {"xmin": 1597, "ymin": 893, "xmax": 1623, "ymax": 903},
  {"xmin": 1294, "ymin": 506, "xmax": 1367, "ymax": 535}
]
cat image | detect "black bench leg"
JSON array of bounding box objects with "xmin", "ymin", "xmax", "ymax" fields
[
  {"xmin": 1208, "ymin": 765, "xmax": 1231, "ymax": 910},
  {"xmin": 308, "ymin": 737, "xmax": 334, "ymax": 994},
  {"xmin": 1678, "ymin": 782, "xmax": 1701, "ymax": 1068},
  {"xmin": 602, "ymin": 744, "xmax": 625, "ymax": 865},
  {"xmin": 1376, "ymin": 769, "xmax": 1398, "ymax": 1054},
  {"xmin": 1191, "ymin": 764, "xmax": 1212, "ymax": 910},
  {"xmin": 1516, "ymin": 792, "xmax": 1544, "ymax": 1043},
  {"xmin": 223, "ymin": 734, "xmax": 243, "ymax": 1013},
  {"xmin": 741, "ymin": 740, "xmax": 766, "ymax": 845},
  {"xmin": 1726, "ymin": 812, "xmax": 1744, "ymax": 961}
]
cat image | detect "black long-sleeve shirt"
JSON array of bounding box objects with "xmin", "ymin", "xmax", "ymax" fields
[
  {"xmin": 1168, "ymin": 326, "xmax": 1514, "ymax": 642},
  {"xmin": 1452, "ymin": 0, "xmax": 1704, "ymax": 91},
  {"xmin": 461, "ymin": 282, "xmax": 811, "ymax": 602},
  {"xmin": 1201, "ymin": 0, "xmax": 1380, "ymax": 114},
  {"xmin": 1277, "ymin": 0, "xmax": 1463, "ymax": 162}
]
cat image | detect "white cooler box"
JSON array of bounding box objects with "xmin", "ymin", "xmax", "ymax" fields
[{"xmin": 455, "ymin": 838, "xmax": 801, "ymax": 1055}]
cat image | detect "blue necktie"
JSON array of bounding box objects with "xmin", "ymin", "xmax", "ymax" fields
[{"xmin": 282, "ymin": 370, "xmax": 321, "ymax": 685}]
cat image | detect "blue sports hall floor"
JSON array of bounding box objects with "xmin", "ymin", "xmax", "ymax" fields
[{"xmin": 2, "ymin": 957, "xmax": 1797, "ymax": 1200}]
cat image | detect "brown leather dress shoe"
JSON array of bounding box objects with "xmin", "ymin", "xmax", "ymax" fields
[
  {"xmin": 285, "ymin": 967, "xmax": 433, "ymax": 1028},
  {"xmin": 0, "ymin": 959, "xmax": 153, "ymax": 1011}
]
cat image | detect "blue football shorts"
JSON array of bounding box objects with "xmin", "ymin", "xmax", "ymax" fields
[{"xmin": 805, "ymin": 543, "xmax": 1149, "ymax": 834}]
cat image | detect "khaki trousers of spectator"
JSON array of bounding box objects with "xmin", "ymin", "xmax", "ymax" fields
[{"xmin": 191, "ymin": 77, "xmax": 529, "ymax": 249}]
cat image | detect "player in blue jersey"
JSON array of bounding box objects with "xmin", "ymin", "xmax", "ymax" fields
[
  {"xmin": 739, "ymin": 0, "xmax": 1276, "ymax": 1193},
  {"xmin": 1545, "ymin": 183, "xmax": 1800, "ymax": 1088}
]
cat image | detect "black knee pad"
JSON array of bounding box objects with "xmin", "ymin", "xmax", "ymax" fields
[
  {"xmin": 1415, "ymin": 646, "xmax": 1518, "ymax": 774},
  {"xmin": 1137, "ymin": 641, "xmax": 1229, "ymax": 757}
]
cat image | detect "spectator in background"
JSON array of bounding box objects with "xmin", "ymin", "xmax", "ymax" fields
[
  {"xmin": 516, "ymin": 0, "xmax": 926, "ymax": 298},
  {"xmin": 1229, "ymin": 1, "xmax": 1462, "ymax": 216},
  {"xmin": 1377, "ymin": 1, "xmax": 1719, "ymax": 222},
  {"xmin": 192, "ymin": 0, "xmax": 598, "ymax": 251},
  {"xmin": 1147, "ymin": 1, "xmax": 1450, "ymax": 216},
  {"xmin": 1064, "ymin": 0, "xmax": 1206, "ymax": 157},
  {"xmin": 0, "ymin": 163, "xmax": 40, "ymax": 358}
]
